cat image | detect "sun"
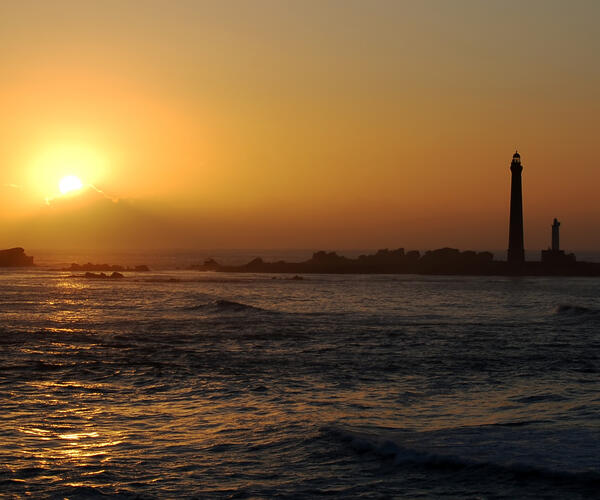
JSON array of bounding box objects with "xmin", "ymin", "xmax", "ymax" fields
[
  {"xmin": 59, "ymin": 175, "xmax": 84, "ymax": 195},
  {"xmin": 29, "ymin": 145, "xmax": 106, "ymax": 201}
]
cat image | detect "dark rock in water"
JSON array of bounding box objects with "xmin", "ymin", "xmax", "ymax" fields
[
  {"xmin": 83, "ymin": 271, "xmax": 124, "ymax": 280},
  {"xmin": 290, "ymin": 275, "xmax": 304, "ymax": 280},
  {"xmin": 0, "ymin": 248, "xmax": 34, "ymax": 267}
]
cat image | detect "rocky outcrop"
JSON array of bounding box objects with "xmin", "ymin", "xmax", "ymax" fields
[
  {"xmin": 82, "ymin": 271, "xmax": 124, "ymax": 279},
  {"xmin": 0, "ymin": 248, "xmax": 34, "ymax": 267}
]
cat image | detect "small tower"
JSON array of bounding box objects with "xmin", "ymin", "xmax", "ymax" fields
[
  {"xmin": 551, "ymin": 218, "xmax": 560, "ymax": 252},
  {"xmin": 507, "ymin": 151, "xmax": 525, "ymax": 264},
  {"xmin": 541, "ymin": 218, "xmax": 576, "ymax": 265}
]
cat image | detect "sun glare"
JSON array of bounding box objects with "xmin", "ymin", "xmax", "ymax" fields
[
  {"xmin": 59, "ymin": 175, "xmax": 84, "ymax": 195},
  {"xmin": 29, "ymin": 145, "xmax": 107, "ymax": 201}
]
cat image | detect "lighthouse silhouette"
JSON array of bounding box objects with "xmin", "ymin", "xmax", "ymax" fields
[{"xmin": 507, "ymin": 151, "xmax": 525, "ymax": 264}]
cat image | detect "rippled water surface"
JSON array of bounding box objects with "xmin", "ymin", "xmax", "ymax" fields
[{"xmin": 1, "ymin": 269, "xmax": 599, "ymax": 498}]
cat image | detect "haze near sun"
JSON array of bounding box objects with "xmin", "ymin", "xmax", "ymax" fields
[{"xmin": 59, "ymin": 175, "xmax": 83, "ymax": 195}]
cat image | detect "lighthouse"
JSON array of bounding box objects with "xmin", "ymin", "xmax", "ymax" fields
[
  {"xmin": 551, "ymin": 218, "xmax": 560, "ymax": 251},
  {"xmin": 507, "ymin": 151, "xmax": 524, "ymax": 264},
  {"xmin": 541, "ymin": 218, "xmax": 576, "ymax": 265}
]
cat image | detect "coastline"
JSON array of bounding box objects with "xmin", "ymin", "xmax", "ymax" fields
[
  {"xmin": 4, "ymin": 247, "xmax": 600, "ymax": 277},
  {"xmin": 192, "ymin": 248, "xmax": 600, "ymax": 277}
]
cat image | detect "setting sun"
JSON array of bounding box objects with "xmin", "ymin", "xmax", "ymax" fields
[
  {"xmin": 22, "ymin": 144, "xmax": 107, "ymax": 204},
  {"xmin": 59, "ymin": 175, "xmax": 83, "ymax": 195}
]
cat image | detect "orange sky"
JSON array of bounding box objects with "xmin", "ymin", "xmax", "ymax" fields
[{"xmin": 1, "ymin": 1, "xmax": 599, "ymax": 251}]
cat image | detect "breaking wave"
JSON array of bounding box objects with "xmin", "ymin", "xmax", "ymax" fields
[
  {"xmin": 213, "ymin": 299, "xmax": 268, "ymax": 312},
  {"xmin": 183, "ymin": 299, "xmax": 271, "ymax": 313},
  {"xmin": 326, "ymin": 425, "xmax": 600, "ymax": 487}
]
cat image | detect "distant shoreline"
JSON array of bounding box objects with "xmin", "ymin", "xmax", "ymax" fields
[
  {"xmin": 191, "ymin": 248, "xmax": 600, "ymax": 277},
  {"xmin": 3, "ymin": 247, "xmax": 600, "ymax": 276}
]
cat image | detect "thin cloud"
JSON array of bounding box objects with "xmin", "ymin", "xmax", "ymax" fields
[
  {"xmin": 89, "ymin": 184, "xmax": 120, "ymax": 203},
  {"xmin": 45, "ymin": 184, "xmax": 120, "ymax": 206}
]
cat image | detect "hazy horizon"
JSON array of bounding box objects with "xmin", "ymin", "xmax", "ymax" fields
[{"xmin": 22, "ymin": 247, "xmax": 600, "ymax": 269}]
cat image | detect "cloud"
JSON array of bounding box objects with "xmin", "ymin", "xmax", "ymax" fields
[
  {"xmin": 45, "ymin": 183, "xmax": 119, "ymax": 206},
  {"xmin": 89, "ymin": 184, "xmax": 119, "ymax": 203}
]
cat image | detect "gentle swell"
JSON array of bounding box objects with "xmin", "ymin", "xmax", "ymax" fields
[
  {"xmin": 184, "ymin": 299, "xmax": 270, "ymax": 313},
  {"xmin": 556, "ymin": 304, "xmax": 600, "ymax": 317},
  {"xmin": 213, "ymin": 299, "xmax": 267, "ymax": 312},
  {"xmin": 326, "ymin": 426, "xmax": 600, "ymax": 486}
]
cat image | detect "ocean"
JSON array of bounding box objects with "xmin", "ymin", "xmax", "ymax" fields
[{"xmin": 1, "ymin": 253, "xmax": 599, "ymax": 498}]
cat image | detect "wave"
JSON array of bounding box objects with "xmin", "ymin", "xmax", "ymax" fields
[
  {"xmin": 325, "ymin": 425, "xmax": 600, "ymax": 487},
  {"xmin": 555, "ymin": 304, "xmax": 600, "ymax": 316},
  {"xmin": 213, "ymin": 299, "xmax": 267, "ymax": 312},
  {"xmin": 489, "ymin": 419, "xmax": 550, "ymax": 427},
  {"xmin": 183, "ymin": 299, "xmax": 270, "ymax": 313}
]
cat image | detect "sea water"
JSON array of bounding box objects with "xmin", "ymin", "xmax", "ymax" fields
[{"xmin": 0, "ymin": 263, "xmax": 599, "ymax": 498}]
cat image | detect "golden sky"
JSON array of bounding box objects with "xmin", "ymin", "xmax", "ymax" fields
[{"xmin": 1, "ymin": 0, "xmax": 599, "ymax": 251}]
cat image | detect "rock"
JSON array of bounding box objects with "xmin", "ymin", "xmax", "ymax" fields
[
  {"xmin": 83, "ymin": 271, "xmax": 124, "ymax": 280},
  {"xmin": 0, "ymin": 248, "xmax": 34, "ymax": 267}
]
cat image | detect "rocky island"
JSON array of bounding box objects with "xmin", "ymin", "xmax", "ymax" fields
[
  {"xmin": 0, "ymin": 248, "xmax": 34, "ymax": 267},
  {"xmin": 76, "ymin": 271, "xmax": 125, "ymax": 280}
]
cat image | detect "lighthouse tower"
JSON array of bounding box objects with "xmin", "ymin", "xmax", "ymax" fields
[
  {"xmin": 507, "ymin": 151, "xmax": 525, "ymax": 264},
  {"xmin": 551, "ymin": 218, "xmax": 560, "ymax": 252}
]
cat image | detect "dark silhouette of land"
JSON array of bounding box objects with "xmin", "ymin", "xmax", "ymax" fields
[
  {"xmin": 0, "ymin": 245, "xmax": 597, "ymax": 276},
  {"xmin": 0, "ymin": 248, "xmax": 34, "ymax": 267},
  {"xmin": 191, "ymin": 248, "xmax": 600, "ymax": 276}
]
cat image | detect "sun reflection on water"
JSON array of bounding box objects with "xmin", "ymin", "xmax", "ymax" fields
[
  {"xmin": 19, "ymin": 422, "xmax": 123, "ymax": 461},
  {"xmin": 16, "ymin": 379, "xmax": 125, "ymax": 475},
  {"xmin": 59, "ymin": 432, "xmax": 100, "ymax": 440}
]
